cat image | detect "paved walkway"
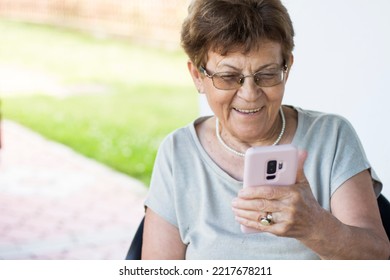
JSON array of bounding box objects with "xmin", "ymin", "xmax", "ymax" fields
[{"xmin": 0, "ymin": 120, "xmax": 148, "ymax": 260}]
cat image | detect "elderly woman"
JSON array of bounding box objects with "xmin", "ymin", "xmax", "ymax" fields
[{"xmin": 142, "ymin": 0, "xmax": 390, "ymax": 259}]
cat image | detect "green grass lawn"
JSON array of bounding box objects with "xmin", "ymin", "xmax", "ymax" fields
[{"xmin": 0, "ymin": 19, "xmax": 198, "ymax": 185}]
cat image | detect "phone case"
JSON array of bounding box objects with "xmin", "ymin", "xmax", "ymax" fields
[{"xmin": 241, "ymin": 144, "xmax": 298, "ymax": 233}]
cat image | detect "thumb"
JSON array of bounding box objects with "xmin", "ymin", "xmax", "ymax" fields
[{"xmin": 296, "ymin": 150, "xmax": 308, "ymax": 184}]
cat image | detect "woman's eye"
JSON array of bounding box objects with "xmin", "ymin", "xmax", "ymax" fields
[
  {"xmin": 219, "ymin": 74, "xmax": 240, "ymax": 81},
  {"xmin": 259, "ymin": 73, "xmax": 278, "ymax": 79}
]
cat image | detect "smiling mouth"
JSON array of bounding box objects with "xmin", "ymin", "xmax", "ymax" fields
[{"xmin": 233, "ymin": 107, "xmax": 262, "ymax": 114}]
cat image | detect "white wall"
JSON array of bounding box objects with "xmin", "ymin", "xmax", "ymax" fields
[{"xmin": 200, "ymin": 0, "xmax": 390, "ymax": 198}]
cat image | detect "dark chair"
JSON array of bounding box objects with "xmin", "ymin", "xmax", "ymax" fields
[
  {"xmin": 125, "ymin": 194, "xmax": 390, "ymax": 260},
  {"xmin": 378, "ymin": 194, "xmax": 390, "ymax": 240},
  {"xmin": 126, "ymin": 217, "xmax": 144, "ymax": 260}
]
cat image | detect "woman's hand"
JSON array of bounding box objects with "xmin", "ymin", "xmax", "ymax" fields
[
  {"xmin": 232, "ymin": 151, "xmax": 390, "ymax": 259},
  {"xmin": 232, "ymin": 150, "xmax": 325, "ymax": 239}
]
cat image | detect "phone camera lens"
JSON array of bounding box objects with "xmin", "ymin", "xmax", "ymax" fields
[{"xmin": 267, "ymin": 160, "xmax": 277, "ymax": 174}]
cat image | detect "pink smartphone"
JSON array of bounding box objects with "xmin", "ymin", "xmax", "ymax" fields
[{"xmin": 241, "ymin": 144, "xmax": 298, "ymax": 233}]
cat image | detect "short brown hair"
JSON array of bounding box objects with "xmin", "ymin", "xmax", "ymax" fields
[{"xmin": 181, "ymin": 0, "xmax": 295, "ymax": 68}]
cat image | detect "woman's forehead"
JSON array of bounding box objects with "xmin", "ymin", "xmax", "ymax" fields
[{"xmin": 206, "ymin": 41, "xmax": 283, "ymax": 67}]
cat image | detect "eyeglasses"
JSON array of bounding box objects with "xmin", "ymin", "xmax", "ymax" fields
[{"xmin": 199, "ymin": 64, "xmax": 288, "ymax": 90}]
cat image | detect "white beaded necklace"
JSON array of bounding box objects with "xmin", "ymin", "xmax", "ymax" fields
[{"xmin": 215, "ymin": 107, "xmax": 286, "ymax": 157}]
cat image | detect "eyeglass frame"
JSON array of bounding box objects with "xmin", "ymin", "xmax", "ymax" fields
[{"xmin": 199, "ymin": 63, "xmax": 288, "ymax": 90}]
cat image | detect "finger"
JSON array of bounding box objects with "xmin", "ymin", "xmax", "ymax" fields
[
  {"xmin": 296, "ymin": 149, "xmax": 308, "ymax": 184},
  {"xmin": 232, "ymin": 207, "xmax": 267, "ymax": 223},
  {"xmin": 238, "ymin": 185, "xmax": 284, "ymax": 200},
  {"xmin": 232, "ymin": 197, "xmax": 278, "ymax": 212},
  {"xmin": 234, "ymin": 213, "xmax": 278, "ymax": 233}
]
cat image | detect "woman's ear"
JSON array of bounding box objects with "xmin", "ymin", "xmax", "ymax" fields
[
  {"xmin": 285, "ymin": 54, "xmax": 294, "ymax": 82},
  {"xmin": 187, "ymin": 60, "xmax": 205, "ymax": 93}
]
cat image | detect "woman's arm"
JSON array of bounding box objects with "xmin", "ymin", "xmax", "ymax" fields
[
  {"xmin": 141, "ymin": 208, "xmax": 187, "ymax": 260},
  {"xmin": 308, "ymin": 169, "xmax": 390, "ymax": 259}
]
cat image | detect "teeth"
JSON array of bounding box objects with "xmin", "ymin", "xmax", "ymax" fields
[{"xmin": 235, "ymin": 108, "xmax": 261, "ymax": 114}]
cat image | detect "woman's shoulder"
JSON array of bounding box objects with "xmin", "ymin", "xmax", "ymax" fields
[
  {"xmin": 294, "ymin": 106, "xmax": 353, "ymax": 128},
  {"xmin": 291, "ymin": 106, "xmax": 360, "ymax": 146}
]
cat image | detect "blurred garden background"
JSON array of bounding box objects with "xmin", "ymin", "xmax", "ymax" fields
[{"xmin": 0, "ymin": 0, "xmax": 197, "ymax": 185}]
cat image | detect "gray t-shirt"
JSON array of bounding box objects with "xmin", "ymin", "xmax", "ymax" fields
[{"xmin": 145, "ymin": 106, "xmax": 382, "ymax": 259}]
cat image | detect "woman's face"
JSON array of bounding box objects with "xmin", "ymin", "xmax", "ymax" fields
[{"xmin": 190, "ymin": 40, "xmax": 291, "ymax": 144}]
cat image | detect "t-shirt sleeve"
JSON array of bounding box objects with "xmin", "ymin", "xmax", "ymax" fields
[
  {"xmin": 329, "ymin": 116, "xmax": 382, "ymax": 196},
  {"xmin": 144, "ymin": 135, "xmax": 178, "ymax": 227}
]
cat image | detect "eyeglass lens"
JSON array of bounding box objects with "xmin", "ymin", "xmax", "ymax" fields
[{"xmin": 213, "ymin": 69, "xmax": 285, "ymax": 90}]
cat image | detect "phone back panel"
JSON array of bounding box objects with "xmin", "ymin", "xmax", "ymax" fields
[{"xmin": 243, "ymin": 144, "xmax": 298, "ymax": 188}]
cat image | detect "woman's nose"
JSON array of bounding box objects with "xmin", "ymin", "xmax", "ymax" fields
[{"xmin": 237, "ymin": 77, "xmax": 263, "ymax": 101}]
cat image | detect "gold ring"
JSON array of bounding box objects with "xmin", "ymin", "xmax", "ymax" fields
[{"xmin": 259, "ymin": 213, "xmax": 273, "ymax": 226}]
